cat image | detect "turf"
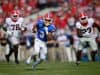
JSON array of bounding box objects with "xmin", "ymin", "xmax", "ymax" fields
[{"xmin": 0, "ymin": 61, "xmax": 100, "ymax": 75}]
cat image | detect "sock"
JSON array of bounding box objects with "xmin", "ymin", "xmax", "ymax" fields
[
  {"xmin": 5, "ymin": 44, "xmax": 10, "ymax": 55},
  {"xmin": 76, "ymin": 50, "xmax": 82, "ymax": 62},
  {"xmin": 14, "ymin": 45, "xmax": 19, "ymax": 63},
  {"xmin": 91, "ymin": 51, "xmax": 97, "ymax": 61}
]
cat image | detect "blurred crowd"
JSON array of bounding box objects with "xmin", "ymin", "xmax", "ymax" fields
[
  {"xmin": 0, "ymin": 0, "xmax": 99, "ymax": 24},
  {"xmin": 0, "ymin": 0, "xmax": 100, "ymax": 62}
]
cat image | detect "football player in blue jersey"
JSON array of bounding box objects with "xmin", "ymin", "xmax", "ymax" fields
[{"xmin": 26, "ymin": 13, "xmax": 56, "ymax": 70}]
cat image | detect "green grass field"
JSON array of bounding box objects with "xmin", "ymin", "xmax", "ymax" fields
[{"xmin": 0, "ymin": 61, "xmax": 100, "ymax": 75}]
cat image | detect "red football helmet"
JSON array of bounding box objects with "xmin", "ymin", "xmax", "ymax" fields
[
  {"xmin": 44, "ymin": 13, "xmax": 53, "ymax": 26},
  {"xmin": 11, "ymin": 10, "xmax": 20, "ymax": 22},
  {"xmin": 79, "ymin": 12, "xmax": 88, "ymax": 26}
]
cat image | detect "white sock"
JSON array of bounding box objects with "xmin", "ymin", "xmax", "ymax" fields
[{"xmin": 5, "ymin": 44, "xmax": 10, "ymax": 55}]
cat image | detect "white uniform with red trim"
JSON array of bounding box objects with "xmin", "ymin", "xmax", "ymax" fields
[
  {"xmin": 5, "ymin": 17, "xmax": 24, "ymax": 45},
  {"xmin": 76, "ymin": 18, "xmax": 98, "ymax": 51}
]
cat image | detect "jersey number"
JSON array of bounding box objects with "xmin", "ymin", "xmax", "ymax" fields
[
  {"xmin": 81, "ymin": 27, "xmax": 91, "ymax": 34},
  {"xmin": 39, "ymin": 31, "xmax": 45, "ymax": 38},
  {"xmin": 11, "ymin": 24, "xmax": 20, "ymax": 30}
]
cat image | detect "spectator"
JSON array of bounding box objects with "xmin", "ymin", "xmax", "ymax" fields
[
  {"xmin": 0, "ymin": 6, "xmax": 3, "ymax": 14},
  {"xmin": 56, "ymin": 29, "xmax": 68, "ymax": 62}
]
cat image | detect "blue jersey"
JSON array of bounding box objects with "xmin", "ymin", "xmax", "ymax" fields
[{"xmin": 36, "ymin": 20, "xmax": 56, "ymax": 42}]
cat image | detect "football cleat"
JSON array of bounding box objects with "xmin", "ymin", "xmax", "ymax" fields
[{"xmin": 76, "ymin": 61, "xmax": 80, "ymax": 66}]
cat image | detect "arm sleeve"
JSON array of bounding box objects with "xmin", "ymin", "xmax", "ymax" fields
[{"xmin": 3, "ymin": 19, "xmax": 8, "ymax": 31}]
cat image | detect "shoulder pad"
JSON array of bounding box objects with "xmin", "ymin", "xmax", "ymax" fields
[
  {"xmin": 37, "ymin": 20, "xmax": 44, "ymax": 28},
  {"xmin": 5, "ymin": 18, "xmax": 11, "ymax": 23},
  {"xmin": 88, "ymin": 18, "xmax": 94, "ymax": 24},
  {"xmin": 76, "ymin": 22, "xmax": 81, "ymax": 29},
  {"xmin": 19, "ymin": 17, "xmax": 24, "ymax": 23},
  {"xmin": 48, "ymin": 24, "xmax": 56, "ymax": 32}
]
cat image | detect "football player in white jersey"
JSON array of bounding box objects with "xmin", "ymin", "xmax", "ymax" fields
[
  {"xmin": 75, "ymin": 12, "xmax": 99, "ymax": 65},
  {"xmin": 4, "ymin": 10, "xmax": 25, "ymax": 64}
]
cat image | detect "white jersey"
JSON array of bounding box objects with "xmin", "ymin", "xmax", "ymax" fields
[
  {"xmin": 76, "ymin": 18, "xmax": 95, "ymax": 38},
  {"xmin": 5, "ymin": 17, "xmax": 24, "ymax": 38}
]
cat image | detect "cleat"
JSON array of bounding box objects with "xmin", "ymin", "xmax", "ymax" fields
[
  {"xmin": 76, "ymin": 61, "xmax": 80, "ymax": 66},
  {"xmin": 25, "ymin": 56, "xmax": 32, "ymax": 65},
  {"xmin": 25, "ymin": 59, "xmax": 31, "ymax": 65},
  {"xmin": 25, "ymin": 61, "xmax": 30, "ymax": 65},
  {"xmin": 15, "ymin": 60, "xmax": 19, "ymax": 64},
  {"xmin": 32, "ymin": 64, "xmax": 36, "ymax": 70}
]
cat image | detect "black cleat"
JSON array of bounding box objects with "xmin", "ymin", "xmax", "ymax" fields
[
  {"xmin": 15, "ymin": 60, "xmax": 19, "ymax": 64},
  {"xmin": 76, "ymin": 61, "xmax": 80, "ymax": 66}
]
